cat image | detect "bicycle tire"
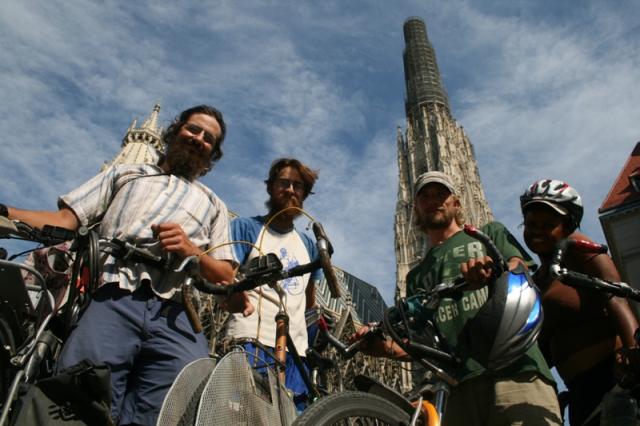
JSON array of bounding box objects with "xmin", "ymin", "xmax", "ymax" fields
[{"xmin": 293, "ymin": 391, "xmax": 412, "ymax": 426}]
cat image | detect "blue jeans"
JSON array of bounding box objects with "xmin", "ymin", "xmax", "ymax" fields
[{"xmin": 57, "ymin": 283, "xmax": 209, "ymax": 425}]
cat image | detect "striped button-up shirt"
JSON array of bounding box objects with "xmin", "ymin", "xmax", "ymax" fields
[{"xmin": 59, "ymin": 164, "xmax": 234, "ymax": 299}]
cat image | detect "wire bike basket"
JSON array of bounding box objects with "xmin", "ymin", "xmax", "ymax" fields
[{"xmin": 157, "ymin": 348, "xmax": 297, "ymax": 426}]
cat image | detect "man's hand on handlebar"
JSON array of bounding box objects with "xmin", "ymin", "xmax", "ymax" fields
[
  {"xmin": 152, "ymin": 223, "xmax": 201, "ymax": 258},
  {"xmin": 460, "ymin": 256, "xmax": 525, "ymax": 291},
  {"xmin": 460, "ymin": 256, "xmax": 494, "ymax": 290},
  {"xmin": 152, "ymin": 222, "xmax": 235, "ymax": 284},
  {"xmin": 349, "ymin": 324, "xmax": 409, "ymax": 360},
  {"xmin": 220, "ymin": 291, "xmax": 255, "ymax": 317}
]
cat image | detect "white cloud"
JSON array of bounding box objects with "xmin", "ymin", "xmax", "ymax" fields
[
  {"xmin": 450, "ymin": 3, "xmax": 640, "ymax": 248},
  {"xmin": 1, "ymin": 0, "xmax": 638, "ymax": 306}
]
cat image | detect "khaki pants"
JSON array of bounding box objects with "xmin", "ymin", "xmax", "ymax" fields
[{"xmin": 443, "ymin": 372, "xmax": 562, "ymax": 426}]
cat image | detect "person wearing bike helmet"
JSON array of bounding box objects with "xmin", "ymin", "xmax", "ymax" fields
[
  {"xmin": 1, "ymin": 105, "xmax": 236, "ymax": 425},
  {"xmin": 224, "ymin": 158, "xmax": 323, "ymax": 411},
  {"xmin": 354, "ymin": 171, "xmax": 561, "ymax": 426},
  {"xmin": 521, "ymin": 178, "xmax": 639, "ymax": 426}
]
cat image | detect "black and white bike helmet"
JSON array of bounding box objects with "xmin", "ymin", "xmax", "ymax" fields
[
  {"xmin": 457, "ymin": 264, "xmax": 543, "ymax": 371},
  {"xmin": 520, "ymin": 179, "xmax": 584, "ymax": 229}
]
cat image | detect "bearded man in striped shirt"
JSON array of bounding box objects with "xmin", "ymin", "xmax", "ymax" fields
[{"xmin": 3, "ymin": 105, "xmax": 236, "ymax": 425}]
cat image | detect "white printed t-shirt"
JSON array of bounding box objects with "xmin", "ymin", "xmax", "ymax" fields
[{"xmin": 227, "ymin": 216, "xmax": 322, "ymax": 355}]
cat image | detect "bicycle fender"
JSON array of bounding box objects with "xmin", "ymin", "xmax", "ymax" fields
[{"xmin": 353, "ymin": 374, "xmax": 415, "ymax": 416}]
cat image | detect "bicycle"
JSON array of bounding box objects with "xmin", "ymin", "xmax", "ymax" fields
[
  {"xmin": 293, "ymin": 224, "xmax": 544, "ymax": 426},
  {"xmin": 0, "ymin": 216, "xmax": 189, "ymax": 425},
  {"xmin": 156, "ymin": 221, "xmax": 342, "ymax": 426},
  {"xmin": 0, "ymin": 216, "xmax": 84, "ymax": 425},
  {"xmin": 549, "ymin": 238, "xmax": 640, "ymax": 426}
]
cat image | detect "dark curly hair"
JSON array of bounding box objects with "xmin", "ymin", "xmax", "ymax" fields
[{"xmin": 162, "ymin": 105, "xmax": 226, "ymax": 175}]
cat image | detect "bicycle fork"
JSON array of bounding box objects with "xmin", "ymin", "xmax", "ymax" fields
[{"xmin": 410, "ymin": 382, "xmax": 450, "ymax": 426}]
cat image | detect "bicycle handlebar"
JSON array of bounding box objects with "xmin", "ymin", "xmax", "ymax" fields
[
  {"xmin": 462, "ymin": 224, "xmax": 507, "ymax": 277},
  {"xmin": 0, "ymin": 216, "xmax": 77, "ymax": 248},
  {"xmin": 2, "ymin": 218, "xmax": 338, "ymax": 335},
  {"xmin": 549, "ymin": 239, "xmax": 640, "ymax": 302},
  {"xmin": 184, "ymin": 254, "xmax": 322, "ymax": 297}
]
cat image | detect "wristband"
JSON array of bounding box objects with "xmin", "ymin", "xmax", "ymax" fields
[{"xmin": 0, "ymin": 203, "xmax": 8, "ymax": 218}]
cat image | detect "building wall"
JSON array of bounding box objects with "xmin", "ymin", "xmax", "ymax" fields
[{"xmin": 601, "ymin": 204, "xmax": 640, "ymax": 314}]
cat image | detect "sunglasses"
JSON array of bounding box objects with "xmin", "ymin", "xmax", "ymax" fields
[{"xmin": 183, "ymin": 123, "xmax": 218, "ymax": 145}]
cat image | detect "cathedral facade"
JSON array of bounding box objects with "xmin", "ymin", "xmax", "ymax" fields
[{"xmin": 395, "ymin": 17, "xmax": 494, "ymax": 298}]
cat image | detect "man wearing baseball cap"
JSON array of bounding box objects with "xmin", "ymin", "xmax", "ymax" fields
[{"xmin": 354, "ymin": 170, "xmax": 562, "ymax": 425}]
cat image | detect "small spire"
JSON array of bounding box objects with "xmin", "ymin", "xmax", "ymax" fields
[
  {"xmin": 141, "ymin": 103, "xmax": 161, "ymax": 131},
  {"xmin": 127, "ymin": 118, "xmax": 138, "ymax": 133}
]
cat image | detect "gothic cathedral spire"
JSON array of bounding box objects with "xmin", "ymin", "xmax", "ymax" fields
[
  {"xmin": 102, "ymin": 103, "xmax": 165, "ymax": 170},
  {"xmin": 395, "ymin": 17, "xmax": 494, "ymax": 298}
]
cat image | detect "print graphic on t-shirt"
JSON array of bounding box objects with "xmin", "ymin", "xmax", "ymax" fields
[
  {"xmin": 417, "ymin": 241, "xmax": 489, "ymax": 325},
  {"xmin": 278, "ymin": 247, "xmax": 304, "ymax": 295}
]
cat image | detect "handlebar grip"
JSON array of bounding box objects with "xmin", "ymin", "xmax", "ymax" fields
[
  {"xmin": 462, "ymin": 224, "xmax": 479, "ymax": 236},
  {"xmin": 192, "ymin": 279, "xmax": 234, "ymax": 295},
  {"xmin": 312, "ymin": 222, "xmax": 340, "ymax": 298},
  {"xmin": 319, "ymin": 249, "xmax": 341, "ymax": 298},
  {"xmin": 569, "ymin": 239, "xmax": 608, "ymax": 254},
  {"xmin": 312, "ymin": 222, "xmax": 333, "ymax": 255},
  {"xmin": 560, "ymin": 271, "xmax": 640, "ymax": 302},
  {"xmin": 41, "ymin": 225, "xmax": 77, "ymax": 243},
  {"xmin": 561, "ymin": 271, "xmax": 601, "ymax": 290}
]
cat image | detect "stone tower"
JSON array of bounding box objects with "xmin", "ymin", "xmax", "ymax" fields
[
  {"xmin": 102, "ymin": 103, "xmax": 164, "ymax": 169},
  {"xmin": 395, "ymin": 17, "xmax": 494, "ymax": 298}
]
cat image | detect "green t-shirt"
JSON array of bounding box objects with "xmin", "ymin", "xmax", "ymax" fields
[{"xmin": 405, "ymin": 222, "xmax": 554, "ymax": 383}]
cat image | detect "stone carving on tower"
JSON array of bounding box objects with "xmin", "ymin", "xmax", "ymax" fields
[
  {"xmin": 395, "ymin": 17, "xmax": 494, "ymax": 299},
  {"xmin": 102, "ymin": 103, "xmax": 164, "ymax": 169}
]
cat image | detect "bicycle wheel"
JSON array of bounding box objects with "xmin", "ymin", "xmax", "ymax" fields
[{"xmin": 293, "ymin": 391, "xmax": 412, "ymax": 426}]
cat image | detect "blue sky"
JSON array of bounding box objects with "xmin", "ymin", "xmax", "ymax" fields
[{"xmin": 1, "ymin": 0, "xmax": 639, "ymax": 306}]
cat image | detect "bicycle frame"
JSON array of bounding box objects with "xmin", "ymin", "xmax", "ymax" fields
[{"xmin": 295, "ymin": 224, "xmax": 535, "ymax": 426}]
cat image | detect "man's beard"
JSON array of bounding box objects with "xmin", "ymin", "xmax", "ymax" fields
[
  {"xmin": 415, "ymin": 207, "xmax": 456, "ymax": 231},
  {"xmin": 165, "ymin": 139, "xmax": 211, "ymax": 180},
  {"xmin": 267, "ymin": 195, "xmax": 303, "ymax": 217}
]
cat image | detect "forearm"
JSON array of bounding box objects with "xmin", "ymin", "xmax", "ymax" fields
[
  {"xmin": 360, "ymin": 335, "xmax": 411, "ymax": 360},
  {"xmin": 198, "ymin": 254, "xmax": 235, "ymax": 284},
  {"xmin": 608, "ymin": 296, "xmax": 639, "ymax": 348},
  {"xmin": 7, "ymin": 206, "xmax": 79, "ymax": 231},
  {"xmin": 305, "ymin": 280, "xmax": 317, "ymax": 309},
  {"xmin": 382, "ymin": 339, "xmax": 411, "ymax": 361},
  {"xmin": 582, "ymin": 251, "xmax": 638, "ymax": 346}
]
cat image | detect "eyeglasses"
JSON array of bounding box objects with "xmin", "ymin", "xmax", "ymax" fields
[
  {"xmin": 273, "ymin": 178, "xmax": 305, "ymax": 194},
  {"xmin": 183, "ymin": 123, "xmax": 218, "ymax": 145}
]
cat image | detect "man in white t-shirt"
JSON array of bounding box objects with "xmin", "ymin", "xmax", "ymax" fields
[{"xmin": 226, "ymin": 158, "xmax": 322, "ymax": 410}]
